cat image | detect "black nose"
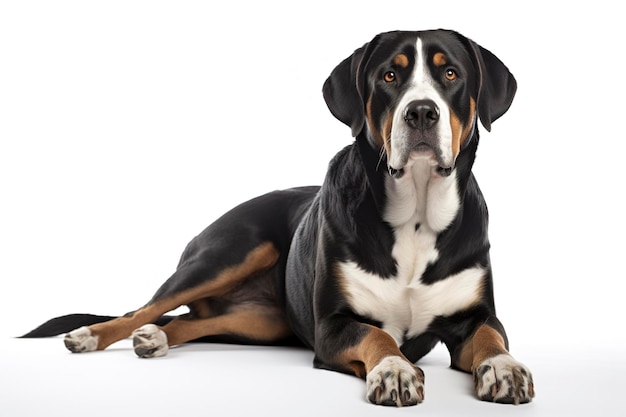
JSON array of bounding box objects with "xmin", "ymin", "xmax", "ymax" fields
[{"xmin": 404, "ymin": 100, "xmax": 439, "ymax": 130}]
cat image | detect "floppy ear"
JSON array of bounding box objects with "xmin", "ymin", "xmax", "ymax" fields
[
  {"xmin": 322, "ymin": 40, "xmax": 377, "ymax": 137},
  {"xmin": 468, "ymin": 40, "xmax": 517, "ymax": 132}
]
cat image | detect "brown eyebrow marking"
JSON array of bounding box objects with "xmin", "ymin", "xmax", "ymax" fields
[
  {"xmin": 393, "ymin": 53, "xmax": 409, "ymax": 68},
  {"xmin": 433, "ymin": 52, "xmax": 447, "ymax": 66}
]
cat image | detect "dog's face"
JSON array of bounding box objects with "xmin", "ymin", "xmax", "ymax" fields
[{"xmin": 323, "ymin": 30, "xmax": 516, "ymax": 176}]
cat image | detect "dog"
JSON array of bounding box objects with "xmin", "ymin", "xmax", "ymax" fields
[{"xmin": 23, "ymin": 29, "xmax": 534, "ymax": 406}]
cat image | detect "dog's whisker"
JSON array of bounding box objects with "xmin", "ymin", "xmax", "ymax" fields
[{"xmin": 376, "ymin": 138, "xmax": 389, "ymax": 172}]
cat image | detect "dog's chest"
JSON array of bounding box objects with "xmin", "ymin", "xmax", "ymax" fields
[{"xmin": 340, "ymin": 165, "xmax": 484, "ymax": 344}]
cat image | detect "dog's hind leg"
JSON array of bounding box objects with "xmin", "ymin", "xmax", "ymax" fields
[
  {"xmin": 64, "ymin": 242, "xmax": 280, "ymax": 353},
  {"xmin": 131, "ymin": 304, "xmax": 292, "ymax": 358}
]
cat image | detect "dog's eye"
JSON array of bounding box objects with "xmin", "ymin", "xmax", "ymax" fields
[
  {"xmin": 383, "ymin": 71, "xmax": 396, "ymax": 83},
  {"xmin": 445, "ymin": 68, "xmax": 457, "ymax": 81}
]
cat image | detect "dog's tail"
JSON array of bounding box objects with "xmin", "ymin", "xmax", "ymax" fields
[{"xmin": 20, "ymin": 314, "xmax": 175, "ymax": 338}]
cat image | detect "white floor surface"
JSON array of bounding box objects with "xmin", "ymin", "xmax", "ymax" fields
[{"xmin": 2, "ymin": 336, "xmax": 623, "ymax": 416}]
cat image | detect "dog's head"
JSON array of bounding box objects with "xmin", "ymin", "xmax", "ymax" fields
[{"xmin": 323, "ymin": 30, "xmax": 516, "ymax": 176}]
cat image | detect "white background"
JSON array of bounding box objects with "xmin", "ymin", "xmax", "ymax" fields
[{"xmin": 1, "ymin": 1, "xmax": 625, "ymax": 416}]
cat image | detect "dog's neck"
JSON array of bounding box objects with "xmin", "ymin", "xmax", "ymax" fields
[
  {"xmin": 383, "ymin": 158, "xmax": 460, "ymax": 233},
  {"xmin": 356, "ymin": 129, "xmax": 480, "ymax": 232}
]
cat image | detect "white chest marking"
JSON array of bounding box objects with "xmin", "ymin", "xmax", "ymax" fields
[
  {"xmin": 340, "ymin": 261, "xmax": 484, "ymax": 344},
  {"xmin": 341, "ymin": 151, "xmax": 472, "ymax": 344},
  {"xmin": 384, "ymin": 159, "xmax": 460, "ymax": 233}
]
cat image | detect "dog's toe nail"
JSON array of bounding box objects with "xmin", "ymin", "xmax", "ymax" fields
[{"xmin": 403, "ymin": 389, "xmax": 411, "ymax": 402}]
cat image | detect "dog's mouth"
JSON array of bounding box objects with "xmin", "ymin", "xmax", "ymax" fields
[
  {"xmin": 387, "ymin": 142, "xmax": 453, "ymax": 179},
  {"xmin": 412, "ymin": 142, "xmax": 433, "ymax": 154}
]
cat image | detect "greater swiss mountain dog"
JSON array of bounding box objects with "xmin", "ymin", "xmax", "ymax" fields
[{"xmin": 23, "ymin": 29, "xmax": 534, "ymax": 406}]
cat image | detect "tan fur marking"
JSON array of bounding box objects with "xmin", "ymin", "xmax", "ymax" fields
[
  {"xmin": 456, "ymin": 324, "xmax": 509, "ymax": 373},
  {"xmin": 163, "ymin": 306, "xmax": 292, "ymax": 346},
  {"xmin": 336, "ymin": 325, "xmax": 410, "ymax": 379},
  {"xmin": 188, "ymin": 299, "xmax": 214, "ymax": 319},
  {"xmin": 366, "ymin": 97, "xmax": 384, "ymax": 147},
  {"xmin": 90, "ymin": 303, "xmax": 166, "ymax": 351},
  {"xmin": 450, "ymin": 111, "xmax": 463, "ymax": 159},
  {"xmin": 461, "ymin": 98, "xmax": 476, "ymax": 146},
  {"xmin": 393, "ymin": 53, "xmax": 409, "ymax": 68},
  {"xmin": 433, "ymin": 52, "xmax": 447, "ymax": 67},
  {"xmin": 450, "ymin": 98, "xmax": 477, "ymax": 160},
  {"xmin": 89, "ymin": 242, "xmax": 280, "ymax": 350}
]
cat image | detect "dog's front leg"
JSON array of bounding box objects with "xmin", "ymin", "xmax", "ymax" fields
[
  {"xmin": 453, "ymin": 321, "xmax": 535, "ymax": 404},
  {"xmin": 314, "ymin": 320, "xmax": 424, "ymax": 407}
]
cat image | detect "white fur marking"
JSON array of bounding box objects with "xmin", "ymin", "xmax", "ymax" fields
[
  {"xmin": 64, "ymin": 326, "xmax": 99, "ymax": 353},
  {"xmin": 341, "ymin": 261, "xmax": 484, "ymax": 344},
  {"xmin": 343, "ymin": 147, "xmax": 467, "ymax": 343},
  {"xmin": 384, "ymin": 158, "xmax": 459, "ymax": 232},
  {"xmin": 132, "ymin": 324, "xmax": 169, "ymax": 358},
  {"xmin": 367, "ymin": 356, "xmax": 424, "ymax": 406},
  {"xmin": 475, "ymin": 354, "xmax": 534, "ymax": 404},
  {"xmin": 389, "ymin": 37, "xmax": 454, "ymax": 169}
]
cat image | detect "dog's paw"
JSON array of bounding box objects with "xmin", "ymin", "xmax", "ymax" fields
[
  {"xmin": 366, "ymin": 356, "xmax": 425, "ymax": 407},
  {"xmin": 474, "ymin": 354, "xmax": 534, "ymax": 404},
  {"xmin": 64, "ymin": 326, "xmax": 99, "ymax": 353},
  {"xmin": 132, "ymin": 324, "xmax": 169, "ymax": 358}
]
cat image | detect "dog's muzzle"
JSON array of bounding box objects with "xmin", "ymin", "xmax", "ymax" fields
[{"xmin": 387, "ymin": 99, "xmax": 453, "ymax": 178}]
